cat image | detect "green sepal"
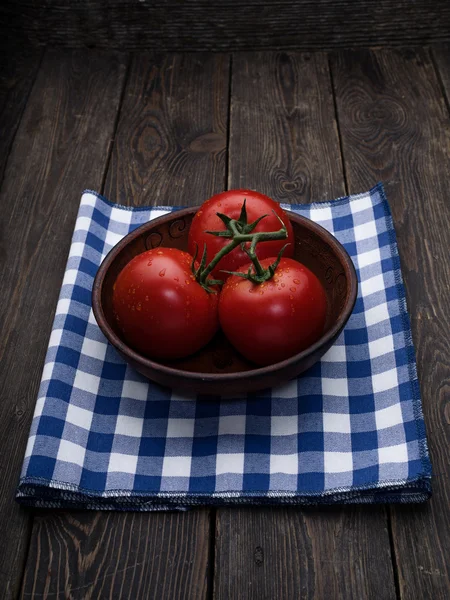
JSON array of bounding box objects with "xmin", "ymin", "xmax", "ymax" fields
[
  {"xmin": 216, "ymin": 212, "xmax": 233, "ymax": 227},
  {"xmin": 238, "ymin": 198, "xmax": 248, "ymax": 225},
  {"xmin": 205, "ymin": 230, "xmax": 233, "ymax": 238},
  {"xmin": 243, "ymin": 214, "xmax": 267, "ymax": 233}
]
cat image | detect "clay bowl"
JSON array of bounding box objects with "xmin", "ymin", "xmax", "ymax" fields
[{"xmin": 92, "ymin": 208, "xmax": 357, "ymax": 394}]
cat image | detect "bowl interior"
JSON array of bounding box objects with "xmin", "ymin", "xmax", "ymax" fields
[{"xmin": 100, "ymin": 210, "xmax": 352, "ymax": 375}]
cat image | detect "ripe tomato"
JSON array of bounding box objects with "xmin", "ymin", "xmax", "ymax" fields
[
  {"xmin": 219, "ymin": 257, "xmax": 327, "ymax": 366},
  {"xmin": 188, "ymin": 190, "xmax": 294, "ymax": 281},
  {"xmin": 112, "ymin": 248, "xmax": 219, "ymax": 360}
]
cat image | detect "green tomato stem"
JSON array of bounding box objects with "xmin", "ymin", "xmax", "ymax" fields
[
  {"xmin": 198, "ymin": 222, "xmax": 287, "ymax": 284},
  {"xmin": 194, "ymin": 201, "xmax": 288, "ymax": 291}
]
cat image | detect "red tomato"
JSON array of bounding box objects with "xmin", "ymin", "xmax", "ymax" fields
[
  {"xmin": 219, "ymin": 258, "xmax": 327, "ymax": 366},
  {"xmin": 188, "ymin": 190, "xmax": 294, "ymax": 281},
  {"xmin": 112, "ymin": 248, "xmax": 219, "ymax": 360}
]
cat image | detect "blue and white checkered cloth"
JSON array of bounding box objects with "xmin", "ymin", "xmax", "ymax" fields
[{"xmin": 16, "ymin": 183, "xmax": 432, "ymax": 509}]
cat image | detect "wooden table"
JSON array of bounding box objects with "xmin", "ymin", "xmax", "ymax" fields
[{"xmin": 1, "ymin": 45, "xmax": 449, "ymax": 600}]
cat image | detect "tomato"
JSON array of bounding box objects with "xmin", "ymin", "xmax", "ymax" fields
[
  {"xmin": 188, "ymin": 190, "xmax": 294, "ymax": 281},
  {"xmin": 112, "ymin": 248, "xmax": 219, "ymax": 360},
  {"xmin": 219, "ymin": 257, "xmax": 327, "ymax": 366}
]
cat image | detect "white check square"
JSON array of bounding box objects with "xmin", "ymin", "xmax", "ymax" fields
[
  {"xmin": 162, "ymin": 456, "xmax": 191, "ymax": 478},
  {"xmin": 66, "ymin": 403, "xmax": 93, "ymax": 430},
  {"xmin": 62, "ymin": 269, "xmax": 78, "ymax": 286},
  {"xmin": 81, "ymin": 337, "xmax": 108, "ymax": 361},
  {"xmin": 75, "ymin": 216, "xmax": 92, "ymax": 232},
  {"xmin": 375, "ymin": 403, "xmax": 404, "ymax": 430},
  {"xmin": 372, "ymin": 368, "xmax": 398, "ymax": 393},
  {"xmin": 69, "ymin": 242, "xmax": 85, "ymax": 258},
  {"xmin": 358, "ymin": 248, "xmax": 381, "ymax": 269},
  {"xmin": 323, "ymin": 412, "xmax": 351, "ymax": 433},
  {"xmin": 115, "ymin": 414, "xmax": 144, "ymax": 437},
  {"xmin": 354, "ymin": 220, "xmax": 377, "ymax": 242},
  {"xmin": 81, "ymin": 192, "xmax": 97, "ymax": 207},
  {"xmin": 350, "ymin": 194, "xmax": 373, "ymax": 214},
  {"xmin": 322, "ymin": 377, "xmax": 349, "ymax": 397},
  {"xmin": 110, "ymin": 207, "xmax": 133, "ymax": 225},
  {"xmin": 361, "ymin": 274, "xmax": 385, "ymax": 297},
  {"xmin": 369, "ymin": 335, "xmax": 394, "ymax": 359},
  {"xmin": 270, "ymin": 453, "xmax": 298, "ymax": 474},
  {"xmin": 324, "ymin": 451, "xmax": 353, "ymax": 473},
  {"xmin": 57, "ymin": 439, "xmax": 86, "ymax": 467},
  {"xmin": 216, "ymin": 453, "xmax": 244, "ymax": 475},
  {"xmin": 109, "ymin": 452, "xmax": 138, "ymax": 474},
  {"xmin": 365, "ymin": 303, "xmax": 390, "ymax": 327},
  {"xmin": 378, "ymin": 443, "xmax": 408, "ymax": 464},
  {"xmin": 73, "ymin": 371, "xmax": 101, "ymax": 395}
]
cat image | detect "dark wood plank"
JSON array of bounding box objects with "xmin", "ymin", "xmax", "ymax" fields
[
  {"xmin": 23, "ymin": 510, "xmax": 210, "ymax": 600},
  {"xmin": 215, "ymin": 51, "xmax": 396, "ymax": 600},
  {"xmin": 2, "ymin": 0, "xmax": 450, "ymax": 51},
  {"xmin": 104, "ymin": 53, "xmax": 228, "ymax": 206},
  {"xmin": 228, "ymin": 51, "xmax": 344, "ymax": 203},
  {"xmin": 331, "ymin": 47, "xmax": 450, "ymax": 600},
  {"xmin": 0, "ymin": 48, "xmax": 128, "ymax": 600},
  {"xmin": 0, "ymin": 47, "xmax": 42, "ymax": 184},
  {"xmin": 22, "ymin": 53, "xmax": 230, "ymax": 599},
  {"xmin": 217, "ymin": 506, "xmax": 395, "ymax": 600}
]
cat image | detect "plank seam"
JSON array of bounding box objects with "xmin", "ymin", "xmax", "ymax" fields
[
  {"xmin": 225, "ymin": 53, "xmax": 233, "ymax": 191},
  {"xmin": 327, "ymin": 52, "xmax": 349, "ymax": 194},
  {"xmin": 387, "ymin": 509, "xmax": 402, "ymax": 600},
  {"xmin": 100, "ymin": 52, "xmax": 132, "ymax": 195},
  {"xmin": 430, "ymin": 45, "xmax": 450, "ymax": 118}
]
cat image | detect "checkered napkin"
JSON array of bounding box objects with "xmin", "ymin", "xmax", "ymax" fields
[{"xmin": 16, "ymin": 183, "xmax": 432, "ymax": 509}]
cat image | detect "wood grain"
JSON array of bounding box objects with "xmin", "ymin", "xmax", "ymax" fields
[
  {"xmin": 214, "ymin": 52, "xmax": 396, "ymax": 600},
  {"xmin": 229, "ymin": 52, "xmax": 345, "ymax": 203},
  {"xmin": 216, "ymin": 507, "xmax": 395, "ymax": 600},
  {"xmin": 22, "ymin": 510, "xmax": 210, "ymax": 600},
  {"xmin": 104, "ymin": 53, "xmax": 229, "ymax": 206},
  {"xmin": 2, "ymin": 0, "xmax": 450, "ymax": 51},
  {"xmin": 331, "ymin": 47, "xmax": 450, "ymax": 600},
  {"xmin": 0, "ymin": 48, "xmax": 127, "ymax": 600},
  {"xmin": 22, "ymin": 53, "xmax": 230, "ymax": 599}
]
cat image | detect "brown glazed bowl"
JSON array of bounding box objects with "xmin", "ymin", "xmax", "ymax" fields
[{"xmin": 92, "ymin": 208, "xmax": 357, "ymax": 394}]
